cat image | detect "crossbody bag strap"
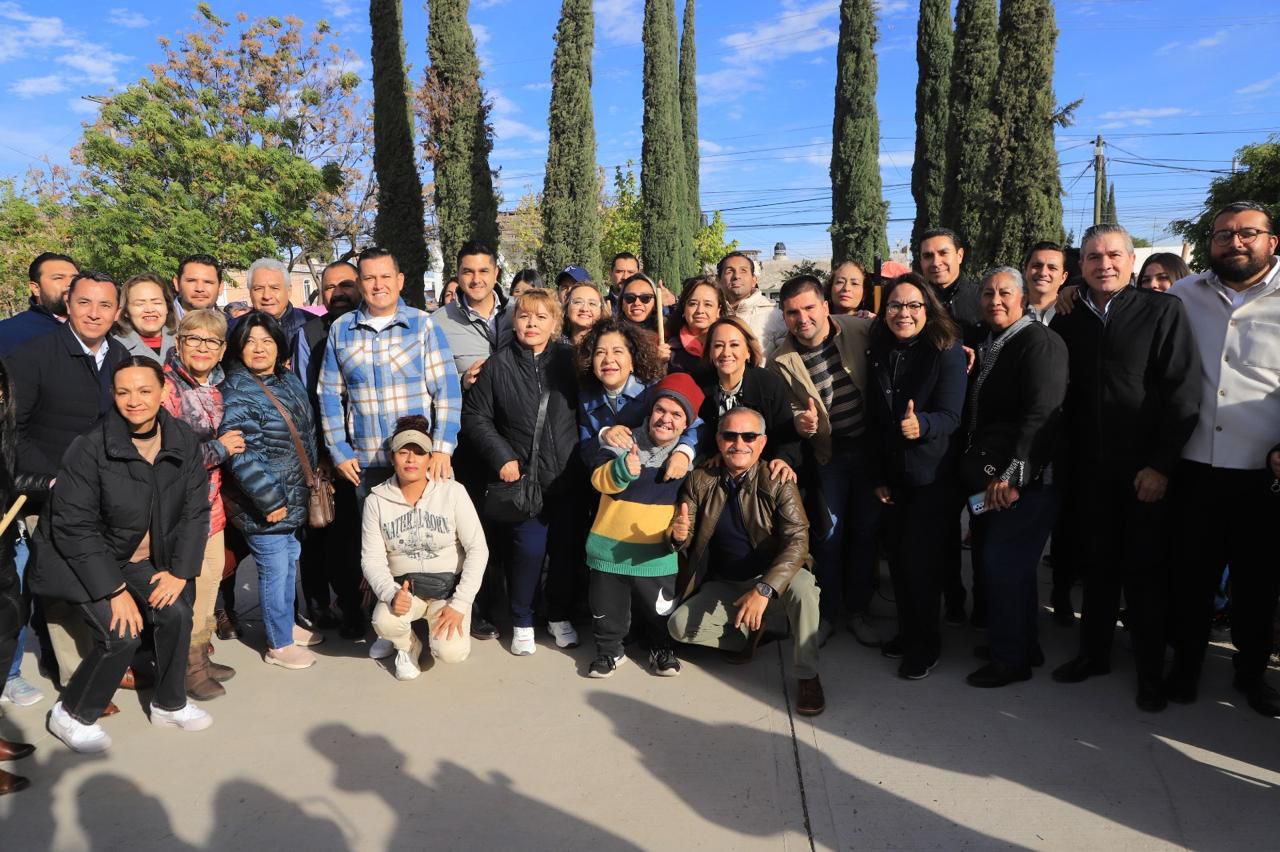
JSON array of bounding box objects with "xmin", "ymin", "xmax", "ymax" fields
[
  {"xmin": 251, "ymin": 374, "xmax": 316, "ymax": 488},
  {"xmin": 526, "ymin": 386, "xmax": 551, "ymax": 486}
]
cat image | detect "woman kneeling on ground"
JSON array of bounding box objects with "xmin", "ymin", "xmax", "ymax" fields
[{"xmin": 363, "ymin": 416, "xmax": 488, "ymax": 681}]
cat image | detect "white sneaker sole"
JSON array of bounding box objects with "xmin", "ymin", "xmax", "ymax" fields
[
  {"xmin": 546, "ymin": 623, "xmax": 580, "ymax": 649},
  {"xmin": 151, "ymin": 714, "xmax": 214, "ymax": 732},
  {"xmin": 2, "ymin": 687, "xmax": 45, "ymax": 707},
  {"xmin": 368, "ymin": 639, "xmax": 395, "ymax": 660},
  {"xmin": 395, "ymin": 668, "xmax": 421, "ymax": 681},
  {"xmin": 264, "ymin": 653, "xmax": 316, "ymax": 670},
  {"xmin": 511, "ymin": 643, "xmax": 536, "ymax": 656},
  {"xmin": 588, "ymin": 656, "xmax": 626, "ymax": 678}
]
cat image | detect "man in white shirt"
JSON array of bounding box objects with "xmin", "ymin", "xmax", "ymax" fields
[
  {"xmin": 717, "ymin": 252, "xmax": 786, "ymax": 358},
  {"xmin": 1167, "ymin": 200, "xmax": 1280, "ymax": 717}
]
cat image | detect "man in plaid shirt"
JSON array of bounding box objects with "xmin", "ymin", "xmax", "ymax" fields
[{"xmin": 319, "ymin": 246, "xmax": 462, "ymax": 497}]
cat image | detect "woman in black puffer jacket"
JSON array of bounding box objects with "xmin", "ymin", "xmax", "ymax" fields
[
  {"xmin": 218, "ymin": 312, "xmax": 319, "ymax": 671},
  {"xmin": 461, "ymin": 289, "xmax": 580, "ymax": 657}
]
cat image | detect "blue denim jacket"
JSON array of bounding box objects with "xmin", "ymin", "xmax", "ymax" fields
[{"xmin": 577, "ymin": 374, "xmax": 703, "ymax": 466}]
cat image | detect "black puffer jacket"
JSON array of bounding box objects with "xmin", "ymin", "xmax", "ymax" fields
[
  {"xmin": 28, "ymin": 408, "xmax": 210, "ymax": 604},
  {"xmin": 460, "ymin": 340, "xmax": 579, "ymax": 496},
  {"xmin": 218, "ymin": 363, "xmax": 317, "ymax": 535}
]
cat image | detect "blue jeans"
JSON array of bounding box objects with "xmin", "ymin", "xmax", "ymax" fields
[
  {"xmin": 7, "ymin": 535, "xmax": 28, "ymax": 681},
  {"xmin": 974, "ymin": 486, "xmax": 1058, "ymax": 670},
  {"xmin": 247, "ymin": 530, "xmax": 303, "ymax": 650},
  {"xmin": 508, "ymin": 499, "xmax": 574, "ymax": 628},
  {"xmin": 814, "ymin": 446, "xmax": 881, "ymax": 620}
]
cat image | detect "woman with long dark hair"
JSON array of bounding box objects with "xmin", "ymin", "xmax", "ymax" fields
[
  {"xmin": 1136, "ymin": 253, "xmax": 1192, "ymax": 292},
  {"xmin": 867, "ymin": 273, "xmax": 967, "ymax": 680},
  {"xmin": 618, "ymin": 273, "xmax": 672, "ymax": 363},
  {"xmin": 666, "ymin": 277, "xmax": 726, "ymax": 376}
]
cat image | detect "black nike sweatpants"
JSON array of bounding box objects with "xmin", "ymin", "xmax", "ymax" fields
[{"xmin": 589, "ymin": 570, "xmax": 676, "ymax": 659}]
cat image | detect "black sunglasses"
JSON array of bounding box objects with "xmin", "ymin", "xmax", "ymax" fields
[
  {"xmin": 622, "ymin": 293, "xmax": 654, "ymax": 305},
  {"xmin": 718, "ymin": 431, "xmax": 761, "ymax": 443}
]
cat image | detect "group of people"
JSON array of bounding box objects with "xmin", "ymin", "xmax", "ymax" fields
[{"xmin": 0, "ymin": 199, "xmax": 1277, "ymax": 797}]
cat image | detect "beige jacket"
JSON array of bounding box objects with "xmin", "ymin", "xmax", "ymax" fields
[{"xmin": 768, "ymin": 314, "xmax": 873, "ymax": 464}]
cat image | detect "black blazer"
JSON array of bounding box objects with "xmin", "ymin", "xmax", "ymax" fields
[
  {"xmin": 867, "ymin": 337, "xmax": 968, "ymax": 489},
  {"xmin": 5, "ymin": 322, "xmax": 129, "ymax": 488},
  {"xmin": 697, "ymin": 366, "xmax": 802, "ymax": 469},
  {"xmin": 29, "ymin": 408, "xmax": 210, "ymax": 604}
]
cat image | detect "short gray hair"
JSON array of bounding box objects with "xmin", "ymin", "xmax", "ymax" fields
[
  {"xmin": 720, "ymin": 406, "xmax": 767, "ymax": 434},
  {"xmin": 1081, "ymin": 223, "xmax": 1135, "ymax": 256},
  {"xmin": 246, "ymin": 257, "xmax": 288, "ymax": 289},
  {"xmin": 981, "ymin": 266, "xmax": 1027, "ymax": 297}
]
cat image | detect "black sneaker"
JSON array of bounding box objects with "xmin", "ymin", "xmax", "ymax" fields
[
  {"xmin": 649, "ymin": 648, "xmax": 681, "ymax": 677},
  {"xmin": 881, "ymin": 637, "xmax": 905, "ymax": 659},
  {"xmin": 588, "ymin": 653, "xmax": 625, "ymax": 679},
  {"xmin": 899, "ymin": 655, "xmax": 938, "ymax": 680},
  {"xmin": 944, "ymin": 601, "xmax": 966, "ymax": 627},
  {"xmin": 470, "ymin": 615, "xmax": 499, "ymax": 640}
]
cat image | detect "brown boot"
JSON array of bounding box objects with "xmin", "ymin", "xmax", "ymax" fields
[
  {"xmin": 206, "ymin": 654, "xmax": 236, "ymax": 683},
  {"xmin": 185, "ymin": 646, "xmax": 225, "ymax": 701}
]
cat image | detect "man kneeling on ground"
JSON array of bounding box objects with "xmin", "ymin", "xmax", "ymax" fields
[{"xmin": 666, "ymin": 406, "xmax": 825, "ymax": 715}]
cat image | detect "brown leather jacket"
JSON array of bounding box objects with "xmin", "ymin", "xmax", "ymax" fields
[{"xmin": 670, "ymin": 458, "xmax": 811, "ymax": 601}]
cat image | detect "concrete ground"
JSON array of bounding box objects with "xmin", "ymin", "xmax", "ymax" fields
[{"xmin": 2, "ymin": 559, "xmax": 1278, "ymax": 851}]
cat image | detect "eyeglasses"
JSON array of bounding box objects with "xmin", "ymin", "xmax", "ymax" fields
[
  {"xmin": 718, "ymin": 431, "xmax": 761, "ymax": 443},
  {"xmin": 622, "ymin": 293, "xmax": 654, "ymax": 305},
  {"xmin": 181, "ymin": 335, "xmax": 225, "ymax": 350},
  {"xmin": 885, "ymin": 301, "xmax": 926, "ymax": 314},
  {"xmin": 1210, "ymin": 228, "xmax": 1272, "ymax": 246},
  {"xmin": 568, "ymin": 298, "xmax": 601, "ymax": 308}
]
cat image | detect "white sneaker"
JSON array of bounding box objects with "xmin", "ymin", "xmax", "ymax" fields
[
  {"xmin": 546, "ymin": 620, "xmax": 580, "ymax": 649},
  {"xmin": 368, "ymin": 637, "xmax": 395, "ymax": 660},
  {"xmin": 511, "ymin": 626, "xmax": 536, "ymax": 656},
  {"xmin": 2, "ymin": 676, "xmax": 45, "ymax": 706},
  {"xmin": 846, "ymin": 611, "xmax": 883, "ymax": 648},
  {"xmin": 150, "ymin": 702, "xmax": 213, "ymax": 732},
  {"xmin": 48, "ymin": 701, "xmax": 112, "ymax": 753},
  {"xmin": 394, "ymin": 649, "xmax": 421, "ymax": 681}
]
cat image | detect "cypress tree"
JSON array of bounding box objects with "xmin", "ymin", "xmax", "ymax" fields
[
  {"xmin": 426, "ymin": 0, "xmax": 499, "ymax": 278},
  {"xmin": 830, "ymin": 0, "xmax": 888, "ymax": 266},
  {"xmin": 540, "ymin": 0, "xmax": 600, "ymax": 280},
  {"xmin": 940, "ymin": 0, "xmax": 997, "ymax": 259},
  {"xmin": 1106, "ymin": 183, "xmax": 1117, "ymax": 225},
  {"xmin": 910, "ymin": 0, "xmax": 953, "ymax": 254},
  {"xmin": 980, "ymin": 0, "xmax": 1065, "ymax": 267},
  {"xmin": 370, "ymin": 0, "xmax": 428, "ymax": 306},
  {"xmin": 640, "ymin": 0, "xmax": 692, "ymax": 288},
  {"xmin": 679, "ymin": 0, "xmax": 701, "ymax": 277}
]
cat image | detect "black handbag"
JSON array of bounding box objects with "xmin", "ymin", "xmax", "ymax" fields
[{"xmin": 483, "ymin": 387, "xmax": 551, "ymax": 525}]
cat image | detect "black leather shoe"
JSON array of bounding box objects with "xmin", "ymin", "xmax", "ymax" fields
[
  {"xmin": 1164, "ymin": 674, "xmax": 1197, "ymax": 704},
  {"xmin": 974, "ymin": 644, "xmax": 1044, "ymax": 667},
  {"xmin": 944, "ymin": 601, "xmax": 966, "ymax": 627},
  {"xmin": 1051, "ymin": 590, "xmax": 1075, "ymax": 626},
  {"xmin": 215, "ymin": 610, "xmax": 242, "ymax": 641},
  {"xmin": 1234, "ymin": 678, "xmax": 1280, "ymax": 718},
  {"xmin": 880, "ymin": 636, "xmax": 905, "ymax": 659},
  {"xmin": 470, "ymin": 615, "xmax": 499, "ymax": 640},
  {"xmin": 1051, "ymin": 656, "xmax": 1111, "ymax": 684},
  {"xmin": 1137, "ymin": 682, "xmax": 1167, "ymax": 713},
  {"xmin": 966, "ymin": 662, "xmax": 1031, "ymax": 688},
  {"xmin": 898, "ymin": 655, "xmax": 938, "ymax": 680}
]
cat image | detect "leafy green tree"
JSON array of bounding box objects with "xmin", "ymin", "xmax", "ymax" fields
[
  {"xmin": 940, "ymin": 0, "xmax": 996, "ymax": 253},
  {"xmin": 910, "ymin": 0, "xmax": 952, "ymax": 253},
  {"xmin": 694, "ymin": 210, "xmax": 738, "ymax": 273},
  {"xmin": 370, "ymin": 0, "xmax": 428, "ymax": 306},
  {"xmin": 0, "ymin": 174, "xmax": 77, "ymax": 317},
  {"xmin": 830, "ymin": 0, "xmax": 888, "ymax": 265},
  {"xmin": 1172, "ymin": 136, "xmax": 1280, "ymax": 267},
  {"xmin": 422, "ymin": 0, "xmax": 500, "ymax": 277},
  {"xmin": 600, "ymin": 164, "xmax": 643, "ymax": 271},
  {"xmin": 679, "ymin": 0, "xmax": 701, "ymax": 274},
  {"xmin": 979, "ymin": 0, "xmax": 1066, "ymax": 267},
  {"xmin": 540, "ymin": 0, "xmax": 601, "ymax": 279},
  {"xmin": 1105, "ymin": 182, "xmax": 1117, "ymax": 225},
  {"xmin": 641, "ymin": 0, "xmax": 693, "ymax": 287}
]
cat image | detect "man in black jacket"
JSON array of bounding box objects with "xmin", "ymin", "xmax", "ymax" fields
[
  {"xmin": 1048, "ymin": 223, "xmax": 1200, "ymax": 712},
  {"xmin": 916, "ymin": 228, "xmax": 984, "ymax": 626},
  {"xmin": 0, "ymin": 252, "xmax": 79, "ymax": 359},
  {"xmin": 5, "ymin": 272, "xmax": 130, "ymax": 686}
]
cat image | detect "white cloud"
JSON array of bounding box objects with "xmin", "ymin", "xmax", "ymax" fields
[
  {"xmin": 57, "ymin": 50, "xmax": 131, "ymax": 85},
  {"xmin": 699, "ymin": 138, "xmax": 726, "ymax": 154},
  {"xmin": 10, "ymin": 73, "xmax": 68, "ymax": 97},
  {"xmin": 321, "ymin": 0, "xmax": 356, "ymax": 19},
  {"xmin": 1191, "ymin": 29, "xmax": 1227, "ymax": 50},
  {"xmin": 476, "ymin": 0, "xmax": 510, "ymax": 8},
  {"xmin": 1154, "ymin": 40, "xmax": 1181, "ymax": 55},
  {"xmin": 523, "ymin": 81, "xmax": 552, "ymax": 91},
  {"xmin": 878, "ymin": 150, "xmax": 914, "ymax": 169},
  {"xmin": 594, "ymin": 0, "xmax": 642, "ymax": 46},
  {"xmin": 1096, "ymin": 106, "xmax": 1189, "ymax": 128},
  {"xmin": 107, "ymin": 8, "xmax": 150, "ymax": 28},
  {"xmin": 1236, "ymin": 73, "xmax": 1280, "ymax": 96},
  {"xmin": 873, "ymin": 0, "xmax": 910, "ymax": 13},
  {"xmin": 0, "ymin": 3, "xmax": 75, "ymax": 62},
  {"xmin": 700, "ymin": 2, "xmax": 839, "ymax": 103},
  {"xmin": 489, "ymin": 88, "xmax": 546, "ymax": 144},
  {"xmin": 68, "ymin": 96, "xmax": 101, "ymax": 116}
]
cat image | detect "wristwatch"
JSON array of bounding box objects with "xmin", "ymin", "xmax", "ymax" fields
[{"xmin": 755, "ymin": 582, "xmax": 775, "ymax": 599}]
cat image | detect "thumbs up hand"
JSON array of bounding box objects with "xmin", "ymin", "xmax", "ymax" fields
[
  {"xmin": 392, "ymin": 579, "xmax": 412, "ymax": 616},
  {"xmin": 796, "ymin": 397, "xmax": 819, "ymax": 437},
  {"xmin": 671, "ymin": 502, "xmax": 691, "ymax": 543},
  {"xmin": 900, "ymin": 399, "xmax": 920, "ymax": 440},
  {"xmin": 625, "ymin": 442, "xmax": 642, "ymax": 477}
]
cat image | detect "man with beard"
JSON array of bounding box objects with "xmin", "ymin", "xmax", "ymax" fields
[
  {"xmin": 0, "ymin": 253, "xmax": 79, "ymax": 357},
  {"xmin": 717, "ymin": 251, "xmax": 786, "ymax": 357},
  {"xmin": 293, "ymin": 261, "xmax": 364, "ymax": 637},
  {"xmin": 172, "ymin": 254, "xmax": 223, "ymax": 318},
  {"xmin": 1167, "ymin": 201, "xmax": 1280, "ymax": 717}
]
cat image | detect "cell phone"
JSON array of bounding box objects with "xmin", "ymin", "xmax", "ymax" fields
[{"xmin": 967, "ymin": 491, "xmax": 987, "ymax": 516}]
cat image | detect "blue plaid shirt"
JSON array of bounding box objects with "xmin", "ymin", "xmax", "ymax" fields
[{"xmin": 318, "ymin": 300, "xmax": 461, "ymax": 467}]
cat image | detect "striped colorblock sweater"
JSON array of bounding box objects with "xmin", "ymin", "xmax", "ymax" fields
[{"xmin": 585, "ymin": 433, "xmax": 683, "ymax": 577}]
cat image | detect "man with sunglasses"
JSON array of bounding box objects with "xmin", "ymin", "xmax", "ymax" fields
[
  {"xmin": 1166, "ymin": 201, "xmax": 1280, "ymax": 717},
  {"xmin": 666, "ymin": 407, "xmax": 825, "ymax": 716}
]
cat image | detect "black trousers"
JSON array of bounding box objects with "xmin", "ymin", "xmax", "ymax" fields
[
  {"xmin": 0, "ymin": 550, "xmax": 27, "ymax": 686},
  {"xmin": 61, "ymin": 560, "xmax": 192, "ymax": 725},
  {"xmin": 1074, "ymin": 465, "xmax": 1171, "ymax": 685},
  {"xmin": 1170, "ymin": 461, "xmax": 1278, "ymax": 686},
  {"xmin": 589, "ymin": 570, "xmax": 675, "ymax": 659},
  {"xmin": 884, "ymin": 480, "xmax": 950, "ymax": 664},
  {"xmin": 299, "ymin": 478, "xmax": 362, "ymax": 621}
]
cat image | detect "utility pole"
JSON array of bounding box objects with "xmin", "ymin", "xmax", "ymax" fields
[{"xmin": 1093, "ymin": 134, "xmax": 1105, "ymax": 226}]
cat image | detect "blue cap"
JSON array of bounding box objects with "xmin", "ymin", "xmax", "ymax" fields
[{"xmin": 557, "ymin": 265, "xmax": 591, "ymax": 285}]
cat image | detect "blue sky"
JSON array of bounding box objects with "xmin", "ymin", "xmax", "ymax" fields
[{"xmin": 1, "ymin": 0, "xmax": 1278, "ymax": 262}]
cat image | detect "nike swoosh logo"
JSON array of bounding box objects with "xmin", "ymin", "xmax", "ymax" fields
[
  {"xmin": 592, "ymin": 614, "xmax": 606, "ymax": 619},
  {"xmin": 655, "ymin": 589, "xmax": 674, "ymax": 616}
]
